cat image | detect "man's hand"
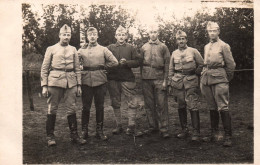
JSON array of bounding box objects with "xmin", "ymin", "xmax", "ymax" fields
[
  {"xmin": 162, "ymin": 80, "xmax": 167, "ymax": 91},
  {"xmin": 119, "ymin": 58, "xmax": 127, "ymax": 66},
  {"xmin": 42, "ymin": 86, "xmax": 49, "ymax": 98},
  {"xmin": 77, "ymin": 85, "xmax": 82, "ymax": 97}
]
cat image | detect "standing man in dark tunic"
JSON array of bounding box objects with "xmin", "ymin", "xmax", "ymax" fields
[{"xmin": 107, "ymin": 26, "xmax": 142, "ymax": 136}]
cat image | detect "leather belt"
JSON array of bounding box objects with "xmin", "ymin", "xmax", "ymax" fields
[
  {"xmin": 205, "ymin": 65, "xmax": 223, "ymax": 69},
  {"xmin": 51, "ymin": 68, "xmax": 74, "ymax": 72},
  {"xmin": 143, "ymin": 64, "xmax": 164, "ymax": 69},
  {"xmin": 83, "ymin": 66, "xmax": 105, "ymax": 71},
  {"xmin": 174, "ymin": 70, "xmax": 195, "ymax": 75}
]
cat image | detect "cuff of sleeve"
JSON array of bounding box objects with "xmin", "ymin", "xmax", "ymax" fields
[{"xmin": 41, "ymin": 81, "xmax": 48, "ymax": 87}]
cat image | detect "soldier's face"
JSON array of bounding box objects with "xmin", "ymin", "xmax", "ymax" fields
[
  {"xmin": 176, "ymin": 37, "xmax": 187, "ymax": 48},
  {"xmin": 59, "ymin": 33, "xmax": 71, "ymax": 44},
  {"xmin": 87, "ymin": 32, "xmax": 98, "ymax": 44},
  {"xmin": 149, "ymin": 30, "xmax": 158, "ymax": 41},
  {"xmin": 116, "ymin": 32, "xmax": 127, "ymax": 44},
  {"xmin": 207, "ymin": 28, "xmax": 219, "ymax": 40}
]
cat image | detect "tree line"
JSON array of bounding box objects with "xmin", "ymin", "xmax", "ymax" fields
[{"xmin": 22, "ymin": 4, "xmax": 253, "ymax": 83}]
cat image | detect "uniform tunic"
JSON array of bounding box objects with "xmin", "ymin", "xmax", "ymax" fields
[
  {"xmin": 78, "ymin": 43, "xmax": 118, "ymax": 87},
  {"xmin": 139, "ymin": 39, "xmax": 170, "ymax": 133},
  {"xmin": 107, "ymin": 42, "xmax": 140, "ymax": 126},
  {"xmin": 200, "ymin": 38, "xmax": 236, "ymax": 111},
  {"xmin": 40, "ymin": 43, "xmax": 81, "ymax": 115},
  {"xmin": 168, "ymin": 46, "xmax": 204, "ymax": 110}
]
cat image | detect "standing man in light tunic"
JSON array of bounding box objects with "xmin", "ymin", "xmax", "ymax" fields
[
  {"xmin": 139, "ymin": 25, "xmax": 171, "ymax": 138},
  {"xmin": 78, "ymin": 27, "xmax": 118, "ymax": 141},
  {"xmin": 168, "ymin": 30, "xmax": 204, "ymax": 141},
  {"xmin": 41, "ymin": 24, "xmax": 86, "ymax": 146},
  {"xmin": 200, "ymin": 22, "xmax": 236, "ymax": 147}
]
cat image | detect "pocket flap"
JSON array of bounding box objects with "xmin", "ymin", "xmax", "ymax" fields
[
  {"xmin": 50, "ymin": 72, "xmax": 61, "ymax": 78},
  {"xmin": 186, "ymin": 75, "xmax": 197, "ymax": 81},
  {"xmin": 211, "ymin": 73, "xmax": 223, "ymax": 77},
  {"xmin": 172, "ymin": 76, "xmax": 182, "ymax": 82}
]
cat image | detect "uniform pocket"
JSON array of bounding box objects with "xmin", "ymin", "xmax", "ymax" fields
[
  {"xmin": 184, "ymin": 75, "xmax": 198, "ymax": 89},
  {"xmin": 170, "ymin": 76, "xmax": 183, "ymax": 89},
  {"xmin": 211, "ymin": 72, "xmax": 225, "ymax": 78}
]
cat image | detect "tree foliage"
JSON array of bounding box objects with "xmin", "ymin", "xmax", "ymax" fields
[{"xmin": 22, "ymin": 4, "xmax": 253, "ymax": 82}]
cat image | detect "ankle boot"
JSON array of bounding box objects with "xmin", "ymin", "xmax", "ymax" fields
[
  {"xmin": 67, "ymin": 114, "xmax": 87, "ymax": 145},
  {"xmin": 96, "ymin": 122, "xmax": 108, "ymax": 141}
]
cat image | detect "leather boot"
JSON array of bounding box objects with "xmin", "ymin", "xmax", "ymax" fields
[
  {"xmin": 210, "ymin": 110, "xmax": 221, "ymax": 141},
  {"xmin": 220, "ymin": 111, "xmax": 232, "ymax": 147},
  {"xmin": 112, "ymin": 108, "xmax": 123, "ymax": 134},
  {"xmin": 177, "ymin": 108, "xmax": 188, "ymax": 138},
  {"xmin": 96, "ymin": 122, "xmax": 108, "ymax": 141},
  {"xmin": 190, "ymin": 110, "xmax": 200, "ymax": 141},
  {"xmin": 46, "ymin": 114, "xmax": 56, "ymax": 146},
  {"xmin": 81, "ymin": 109, "xmax": 90, "ymax": 140},
  {"xmin": 67, "ymin": 114, "xmax": 87, "ymax": 145}
]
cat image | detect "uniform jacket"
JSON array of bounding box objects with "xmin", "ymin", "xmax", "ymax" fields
[
  {"xmin": 41, "ymin": 43, "xmax": 81, "ymax": 88},
  {"xmin": 139, "ymin": 39, "xmax": 170, "ymax": 80},
  {"xmin": 168, "ymin": 46, "xmax": 204, "ymax": 89},
  {"xmin": 107, "ymin": 42, "xmax": 139, "ymax": 82},
  {"xmin": 201, "ymin": 38, "xmax": 236, "ymax": 85},
  {"xmin": 78, "ymin": 43, "xmax": 118, "ymax": 87}
]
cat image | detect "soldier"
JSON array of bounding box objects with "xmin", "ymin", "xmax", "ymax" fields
[
  {"xmin": 78, "ymin": 27, "xmax": 118, "ymax": 141},
  {"xmin": 139, "ymin": 25, "xmax": 170, "ymax": 138},
  {"xmin": 41, "ymin": 24, "xmax": 86, "ymax": 146},
  {"xmin": 200, "ymin": 22, "xmax": 236, "ymax": 147},
  {"xmin": 107, "ymin": 26, "xmax": 142, "ymax": 136},
  {"xmin": 168, "ymin": 30, "xmax": 204, "ymax": 141}
]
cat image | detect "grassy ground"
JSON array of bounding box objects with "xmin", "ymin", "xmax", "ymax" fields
[{"xmin": 23, "ymin": 82, "xmax": 253, "ymax": 164}]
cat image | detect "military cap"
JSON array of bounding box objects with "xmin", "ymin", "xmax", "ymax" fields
[
  {"xmin": 87, "ymin": 27, "xmax": 98, "ymax": 34},
  {"xmin": 175, "ymin": 30, "xmax": 187, "ymax": 38},
  {"xmin": 206, "ymin": 21, "xmax": 219, "ymax": 30},
  {"xmin": 116, "ymin": 25, "xmax": 127, "ymax": 34},
  {"xmin": 59, "ymin": 24, "xmax": 71, "ymax": 34}
]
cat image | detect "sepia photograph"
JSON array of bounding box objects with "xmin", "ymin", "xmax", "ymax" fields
[{"xmin": 15, "ymin": 0, "xmax": 257, "ymax": 164}]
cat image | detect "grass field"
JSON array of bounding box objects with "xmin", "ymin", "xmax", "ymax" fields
[{"xmin": 23, "ymin": 82, "xmax": 253, "ymax": 164}]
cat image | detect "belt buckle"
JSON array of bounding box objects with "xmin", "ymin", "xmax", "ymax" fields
[{"xmin": 64, "ymin": 68, "xmax": 67, "ymax": 72}]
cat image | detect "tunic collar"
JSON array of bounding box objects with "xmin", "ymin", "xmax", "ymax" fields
[
  {"xmin": 116, "ymin": 42, "xmax": 126, "ymax": 47},
  {"xmin": 210, "ymin": 37, "xmax": 219, "ymax": 43},
  {"xmin": 88, "ymin": 42, "xmax": 98, "ymax": 48},
  {"xmin": 178, "ymin": 45, "xmax": 188, "ymax": 51},
  {"xmin": 149, "ymin": 39, "xmax": 160, "ymax": 45}
]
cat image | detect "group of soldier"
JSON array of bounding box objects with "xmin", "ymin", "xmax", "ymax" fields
[{"xmin": 41, "ymin": 21, "xmax": 236, "ymax": 148}]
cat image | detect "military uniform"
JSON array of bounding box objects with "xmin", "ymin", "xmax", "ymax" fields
[
  {"xmin": 140, "ymin": 39, "xmax": 170, "ymax": 136},
  {"xmin": 168, "ymin": 31, "xmax": 204, "ymax": 140},
  {"xmin": 78, "ymin": 40, "xmax": 118, "ymax": 140},
  {"xmin": 107, "ymin": 41, "xmax": 140, "ymax": 135},
  {"xmin": 41, "ymin": 24, "xmax": 86, "ymax": 146},
  {"xmin": 201, "ymin": 22, "xmax": 236, "ymax": 146}
]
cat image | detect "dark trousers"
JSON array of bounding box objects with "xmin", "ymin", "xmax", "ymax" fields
[{"xmin": 81, "ymin": 83, "xmax": 107, "ymax": 123}]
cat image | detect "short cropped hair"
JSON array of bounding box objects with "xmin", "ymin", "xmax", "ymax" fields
[{"xmin": 86, "ymin": 27, "xmax": 98, "ymax": 35}]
